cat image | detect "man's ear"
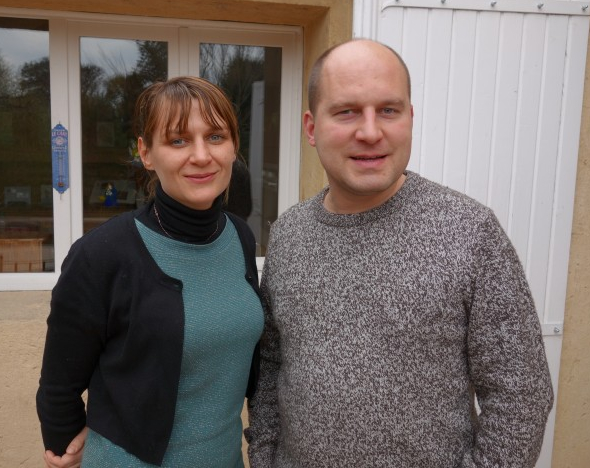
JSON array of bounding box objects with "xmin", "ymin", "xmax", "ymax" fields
[
  {"xmin": 138, "ymin": 137, "xmax": 153, "ymax": 170},
  {"xmin": 303, "ymin": 110, "xmax": 316, "ymax": 147}
]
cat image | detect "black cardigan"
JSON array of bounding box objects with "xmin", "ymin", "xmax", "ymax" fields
[{"xmin": 36, "ymin": 203, "xmax": 261, "ymax": 465}]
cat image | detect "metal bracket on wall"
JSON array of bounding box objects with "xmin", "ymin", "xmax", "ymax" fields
[{"xmin": 541, "ymin": 323, "xmax": 564, "ymax": 336}]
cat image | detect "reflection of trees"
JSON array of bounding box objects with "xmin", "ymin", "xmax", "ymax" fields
[
  {"xmin": 81, "ymin": 40, "xmax": 167, "ymax": 152},
  {"xmin": 78, "ymin": 40, "xmax": 167, "ymax": 206},
  {"xmin": 20, "ymin": 57, "xmax": 50, "ymax": 101},
  {"xmin": 0, "ymin": 39, "xmax": 168, "ymax": 153},
  {"xmin": 0, "ymin": 40, "xmax": 266, "ymax": 194},
  {"xmin": 2, "ymin": 41, "xmax": 263, "ymax": 158},
  {"xmin": 200, "ymin": 44, "xmax": 265, "ymax": 164},
  {"xmin": 81, "ymin": 64, "xmax": 104, "ymax": 99},
  {"xmin": 0, "ymin": 53, "xmax": 16, "ymax": 98},
  {"xmin": 136, "ymin": 41, "xmax": 168, "ymax": 86},
  {"xmin": 1, "ymin": 56, "xmax": 50, "ymax": 151},
  {"xmin": 0, "ymin": 39, "xmax": 168, "ymax": 208},
  {"xmin": 0, "ymin": 53, "xmax": 50, "ymax": 199},
  {"xmin": 103, "ymin": 42, "xmax": 167, "ymax": 138}
]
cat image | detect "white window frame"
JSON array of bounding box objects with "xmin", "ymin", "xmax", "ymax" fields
[{"xmin": 0, "ymin": 7, "xmax": 302, "ymax": 291}]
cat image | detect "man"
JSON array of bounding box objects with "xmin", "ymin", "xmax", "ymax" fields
[{"xmin": 245, "ymin": 39, "xmax": 553, "ymax": 467}]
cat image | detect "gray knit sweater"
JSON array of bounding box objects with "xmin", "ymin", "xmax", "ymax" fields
[{"xmin": 246, "ymin": 171, "xmax": 553, "ymax": 468}]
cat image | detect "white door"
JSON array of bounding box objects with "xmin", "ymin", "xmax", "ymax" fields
[{"xmin": 354, "ymin": 0, "xmax": 590, "ymax": 466}]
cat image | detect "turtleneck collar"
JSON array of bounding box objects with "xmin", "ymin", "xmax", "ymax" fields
[{"xmin": 146, "ymin": 183, "xmax": 226, "ymax": 244}]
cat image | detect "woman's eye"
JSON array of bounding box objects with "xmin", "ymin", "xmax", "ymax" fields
[
  {"xmin": 171, "ymin": 138, "xmax": 185, "ymax": 146},
  {"xmin": 209, "ymin": 134, "xmax": 225, "ymax": 142}
]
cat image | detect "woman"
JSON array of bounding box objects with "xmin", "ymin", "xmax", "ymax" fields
[{"xmin": 36, "ymin": 76, "xmax": 264, "ymax": 467}]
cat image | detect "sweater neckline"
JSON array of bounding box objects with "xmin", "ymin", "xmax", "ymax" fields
[{"xmin": 312, "ymin": 171, "xmax": 418, "ymax": 227}]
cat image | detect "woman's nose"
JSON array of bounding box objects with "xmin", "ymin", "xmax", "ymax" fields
[{"xmin": 188, "ymin": 140, "xmax": 211, "ymax": 165}]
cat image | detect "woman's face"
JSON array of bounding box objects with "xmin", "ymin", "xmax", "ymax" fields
[{"xmin": 138, "ymin": 100, "xmax": 236, "ymax": 210}]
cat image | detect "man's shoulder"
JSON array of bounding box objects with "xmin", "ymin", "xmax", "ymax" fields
[
  {"xmin": 273, "ymin": 191, "xmax": 322, "ymax": 227},
  {"xmin": 409, "ymin": 172, "xmax": 493, "ymax": 219}
]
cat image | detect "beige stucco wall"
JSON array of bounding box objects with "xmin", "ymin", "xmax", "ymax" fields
[
  {"xmin": 551, "ymin": 33, "xmax": 590, "ymax": 468},
  {"xmin": 1, "ymin": 0, "xmax": 589, "ymax": 467}
]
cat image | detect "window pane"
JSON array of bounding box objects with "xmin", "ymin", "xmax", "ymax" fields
[
  {"xmin": 0, "ymin": 17, "xmax": 52, "ymax": 273},
  {"xmin": 200, "ymin": 44, "xmax": 281, "ymax": 256},
  {"xmin": 80, "ymin": 38, "xmax": 167, "ymax": 233}
]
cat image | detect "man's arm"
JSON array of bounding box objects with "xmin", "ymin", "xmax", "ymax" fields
[
  {"xmin": 245, "ymin": 260, "xmax": 282, "ymax": 467},
  {"xmin": 464, "ymin": 211, "xmax": 554, "ymax": 467}
]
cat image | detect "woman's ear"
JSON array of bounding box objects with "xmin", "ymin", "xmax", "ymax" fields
[{"xmin": 138, "ymin": 137, "xmax": 153, "ymax": 170}]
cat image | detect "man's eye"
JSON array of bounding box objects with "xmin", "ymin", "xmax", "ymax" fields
[
  {"xmin": 335, "ymin": 109, "xmax": 356, "ymax": 117},
  {"xmin": 171, "ymin": 138, "xmax": 185, "ymax": 146},
  {"xmin": 382, "ymin": 108, "xmax": 397, "ymax": 115}
]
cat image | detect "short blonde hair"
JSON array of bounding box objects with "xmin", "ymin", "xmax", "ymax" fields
[{"xmin": 308, "ymin": 39, "xmax": 411, "ymax": 114}]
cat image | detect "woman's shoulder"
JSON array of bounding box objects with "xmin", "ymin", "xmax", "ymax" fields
[{"xmin": 68, "ymin": 209, "xmax": 142, "ymax": 260}]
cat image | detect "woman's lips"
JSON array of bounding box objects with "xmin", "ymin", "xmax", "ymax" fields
[{"xmin": 185, "ymin": 172, "xmax": 216, "ymax": 183}]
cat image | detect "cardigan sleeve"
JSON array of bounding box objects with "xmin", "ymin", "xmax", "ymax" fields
[
  {"xmin": 463, "ymin": 211, "xmax": 554, "ymax": 467},
  {"xmin": 36, "ymin": 239, "xmax": 107, "ymax": 455}
]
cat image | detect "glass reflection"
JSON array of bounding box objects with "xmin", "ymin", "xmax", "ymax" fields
[
  {"xmin": 200, "ymin": 43, "xmax": 282, "ymax": 256},
  {"xmin": 0, "ymin": 17, "xmax": 52, "ymax": 272},
  {"xmin": 80, "ymin": 38, "xmax": 167, "ymax": 233}
]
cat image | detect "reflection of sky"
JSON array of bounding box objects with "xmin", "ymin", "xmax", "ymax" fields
[
  {"xmin": 80, "ymin": 38, "xmax": 140, "ymax": 77},
  {"xmin": 0, "ymin": 29, "xmax": 48, "ymax": 68},
  {"xmin": 0, "ymin": 28, "xmax": 139, "ymax": 76}
]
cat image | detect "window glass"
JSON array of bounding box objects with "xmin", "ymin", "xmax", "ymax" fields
[
  {"xmin": 80, "ymin": 38, "xmax": 167, "ymax": 233},
  {"xmin": 0, "ymin": 17, "xmax": 52, "ymax": 273},
  {"xmin": 200, "ymin": 43, "xmax": 282, "ymax": 256}
]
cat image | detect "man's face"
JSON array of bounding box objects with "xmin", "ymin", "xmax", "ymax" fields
[{"xmin": 304, "ymin": 41, "xmax": 413, "ymax": 214}]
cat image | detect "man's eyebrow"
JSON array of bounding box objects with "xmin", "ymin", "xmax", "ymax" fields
[
  {"xmin": 327, "ymin": 98, "xmax": 407, "ymax": 111},
  {"xmin": 380, "ymin": 98, "xmax": 408, "ymax": 107},
  {"xmin": 327, "ymin": 101, "xmax": 357, "ymax": 111}
]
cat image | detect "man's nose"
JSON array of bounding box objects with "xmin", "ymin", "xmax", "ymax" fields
[{"xmin": 355, "ymin": 110, "xmax": 382, "ymax": 144}]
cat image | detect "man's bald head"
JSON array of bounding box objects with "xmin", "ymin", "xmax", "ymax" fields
[{"xmin": 307, "ymin": 39, "xmax": 412, "ymax": 115}]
